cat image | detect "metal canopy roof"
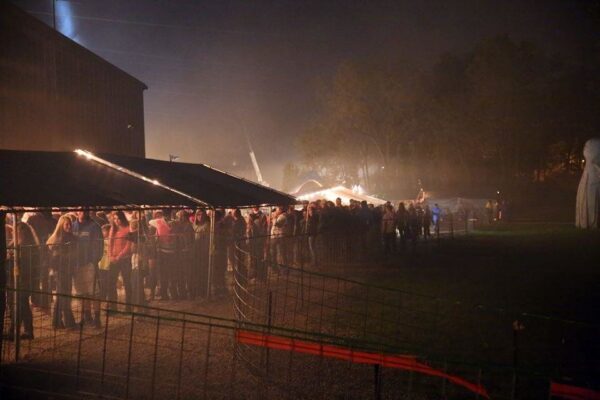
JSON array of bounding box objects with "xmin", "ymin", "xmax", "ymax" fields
[
  {"xmin": 99, "ymin": 152, "xmax": 296, "ymax": 208},
  {"xmin": 0, "ymin": 149, "xmax": 295, "ymax": 211}
]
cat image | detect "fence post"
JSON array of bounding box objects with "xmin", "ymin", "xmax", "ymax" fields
[
  {"xmin": 151, "ymin": 315, "xmax": 161, "ymax": 400},
  {"xmin": 13, "ymin": 213, "xmax": 20, "ymax": 362},
  {"xmin": 512, "ymin": 320, "xmax": 524, "ymax": 399},
  {"xmin": 229, "ymin": 322, "xmax": 238, "ymax": 400},
  {"xmin": 318, "ymin": 276, "xmax": 325, "ymax": 335},
  {"xmin": 407, "ymin": 369, "xmax": 414, "ymax": 396},
  {"xmin": 433, "ymin": 298, "xmax": 441, "ymax": 342},
  {"xmin": 232, "ymin": 344, "xmax": 242, "ymax": 399},
  {"xmin": 266, "ymin": 291, "xmax": 273, "ymax": 373},
  {"xmin": 176, "ymin": 319, "xmax": 187, "ymax": 400},
  {"xmin": 100, "ymin": 307, "xmax": 110, "ymax": 397},
  {"xmin": 304, "ymin": 273, "xmax": 313, "ymax": 332},
  {"xmin": 206, "ymin": 209, "xmax": 216, "ymax": 299},
  {"xmin": 203, "ymin": 323, "xmax": 212, "ymax": 400},
  {"xmin": 333, "ymin": 279, "xmax": 340, "ymax": 336},
  {"xmin": 0, "ymin": 212, "xmax": 6, "ymax": 368},
  {"xmin": 125, "ymin": 313, "xmax": 136, "ymax": 399},
  {"xmin": 511, "ymin": 371, "xmax": 517, "ymax": 400},
  {"xmin": 268, "ymin": 291, "xmax": 273, "ymax": 327},
  {"xmin": 286, "ymin": 341, "xmax": 295, "ymax": 399},
  {"xmin": 281, "ymin": 263, "xmax": 290, "ymax": 327},
  {"xmin": 300, "ymin": 256, "xmax": 305, "ymax": 307},
  {"xmin": 319, "ymin": 342, "xmax": 325, "ymax": 399},
  {"xmin": 75, "ymin": 312, "xmax": 85, "ymax": 391},
  {"xmin": 344, "ymin": 342, "xmax": 354, "ymax": 399},
  {"xmin": 374, "ymin": 364, "xmax": 382, "ymax": 400},
  {"xmin": 363, "ymin": 286, "xmax": 370, "ymax": 340},
  {"xmin": 393, "ymin": 293, "xmax": 402, "ymax": 345},
  {"xmin": 441, "ymin": 360, "xmax": 447, "ymax": 397},
  {"xmin": 476, "ymin": 367, "xmax": 482, "ymax": 399}
]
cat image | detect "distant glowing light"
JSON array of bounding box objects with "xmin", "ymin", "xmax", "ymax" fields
[
  {"xmin": 56, "ymin": 0, "xmax": 80, "ymax": 43},
  {"xmin": 152, "ymin": 180, "xmax": 160, "ymax": 185}
]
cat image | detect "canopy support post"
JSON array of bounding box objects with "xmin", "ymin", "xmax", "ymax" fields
[
  {"xmin": 206, "ymin": 208, "xmax": 216, "ymax": 300},
  {"xmin": 0, "ymin": 212, "xmax": 6, "ymax": 365},
  {"xmin": 12, "ymin": 213, "xmax": 20, "ymax": 362}
]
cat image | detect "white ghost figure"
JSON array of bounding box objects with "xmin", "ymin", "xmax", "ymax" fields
[{"xmin": 576, "ymin": 138, "xmax": 600, "ymax": 229}]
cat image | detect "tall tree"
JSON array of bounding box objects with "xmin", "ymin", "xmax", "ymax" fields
[{"xmin": 299, "ymin": 35, "xmax": 600, "ymax": 198}]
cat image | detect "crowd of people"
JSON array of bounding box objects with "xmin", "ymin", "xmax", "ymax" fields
[{"xmin": 4, "ymin": 198, "xmax": 443, "ymax": 340}]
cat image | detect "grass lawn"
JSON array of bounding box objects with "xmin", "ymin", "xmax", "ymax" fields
[
  {"xmin": 361, "ymin": 223, "xmax": 600, "ymax": 324},
  {"xmin": 313, "ymin": 223, "xmax": 600, "ymax": 396}
]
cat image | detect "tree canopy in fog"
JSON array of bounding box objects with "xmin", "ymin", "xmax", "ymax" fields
[{"xmin": 298, "ymin": 36, "xmax": 600, "ymax": 198}]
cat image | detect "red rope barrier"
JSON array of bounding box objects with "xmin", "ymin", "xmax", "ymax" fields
[
  {"xmin": 236, "ymin": 330, "xmax": 489, "ymax": 398},
  {"xmin": 550, "ymin": 382, "xmax": 600, "ymax": 400}
]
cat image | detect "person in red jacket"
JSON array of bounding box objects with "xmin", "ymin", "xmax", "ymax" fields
[{"xmin": 108, "ymin": 211, "xmax": 132, "ymax": 311}]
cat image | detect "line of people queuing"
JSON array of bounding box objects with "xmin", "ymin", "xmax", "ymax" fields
[
  {"xmin": 246, "ymin": 198, "xmax": 443, "ymax": 277},
  {"xmin": 4, "ymin": 208, "xmax": 265, "ymax": 339},
  {"xmin": 381, "ymin": 201, "xmax": 442, "ymax": 254},
  {"xmin": 4, "ymin": 199, "xmax": 441, "ymax": 340}
]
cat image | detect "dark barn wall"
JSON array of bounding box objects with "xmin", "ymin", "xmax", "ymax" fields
[{"xmin": 0, "ymin": 2, "xmax": 146, "ymax": 157}]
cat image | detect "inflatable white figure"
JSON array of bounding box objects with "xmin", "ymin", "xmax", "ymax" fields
[{"xmin": 576, "ymin": 138, "xmax": 600, "ymax": 229}]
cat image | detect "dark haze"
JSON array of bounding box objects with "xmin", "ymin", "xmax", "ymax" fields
[{"xmin": 13, "ymin": 0, "xmax": 599, "ymax": 192}]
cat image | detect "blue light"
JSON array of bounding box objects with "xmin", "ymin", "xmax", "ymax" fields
[{"xmin": 56, "ymin": 1, "xmax": 80, "ymax": 43}]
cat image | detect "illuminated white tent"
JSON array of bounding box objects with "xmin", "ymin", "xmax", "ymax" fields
[{"xmin": 296, "ymin": 185, "xmax": 387, "ymax": 206}]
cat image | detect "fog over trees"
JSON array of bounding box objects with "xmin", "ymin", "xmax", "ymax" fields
[{"xmin": 295, "ymin": 36, "xmax": 600, "ymax": 198}]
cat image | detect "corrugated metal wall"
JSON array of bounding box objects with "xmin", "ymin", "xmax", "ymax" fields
[{"xmin": 0, "ymin": 2, "xmax": 146, "ymax": 157}]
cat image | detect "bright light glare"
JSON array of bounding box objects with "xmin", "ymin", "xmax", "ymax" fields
[
  {"xmin": 152, "ymin": 180, "xmax": 160, "ymax": 185},
  {"xmin": 74, "ymin": 149, "xmax": 92, "ymax": 159}
]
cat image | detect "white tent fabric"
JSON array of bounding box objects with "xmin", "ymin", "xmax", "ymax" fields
[
  {"xmin": 296, "ymin": 185, "xmax": 387, "ymax": 206},
  {"xmin": 576, "ymin": 138, "xmax": 600, "ymax": 229}
]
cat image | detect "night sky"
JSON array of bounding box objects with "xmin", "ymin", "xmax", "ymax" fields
[{"xmin": 12, "ymin": 0, "xmax": 598, "ymax": 188}]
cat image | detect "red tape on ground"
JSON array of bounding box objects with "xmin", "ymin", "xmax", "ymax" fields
[
  {"xmin": 550, "ymin": 382, "xmax": 600, "ymax": 400},
  {"xmin": 236, "ymin": 330, "xmax": 489, "ymax": 398}
]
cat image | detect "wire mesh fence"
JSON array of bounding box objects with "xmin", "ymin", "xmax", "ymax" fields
[
  {"xmin": 0, "ymin": 288, "xmax": 502, "ymax": 400},
  {"xmin": 1, "ymin": 289, "xmax": 258, "ymax": 399},
  {"xmin": 233, "ymin": 233, "xmax": 600, "ymax": 399},
  {"xmin": 1, "ymin": 225, "xmax": 598, "ymax": 399}
]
